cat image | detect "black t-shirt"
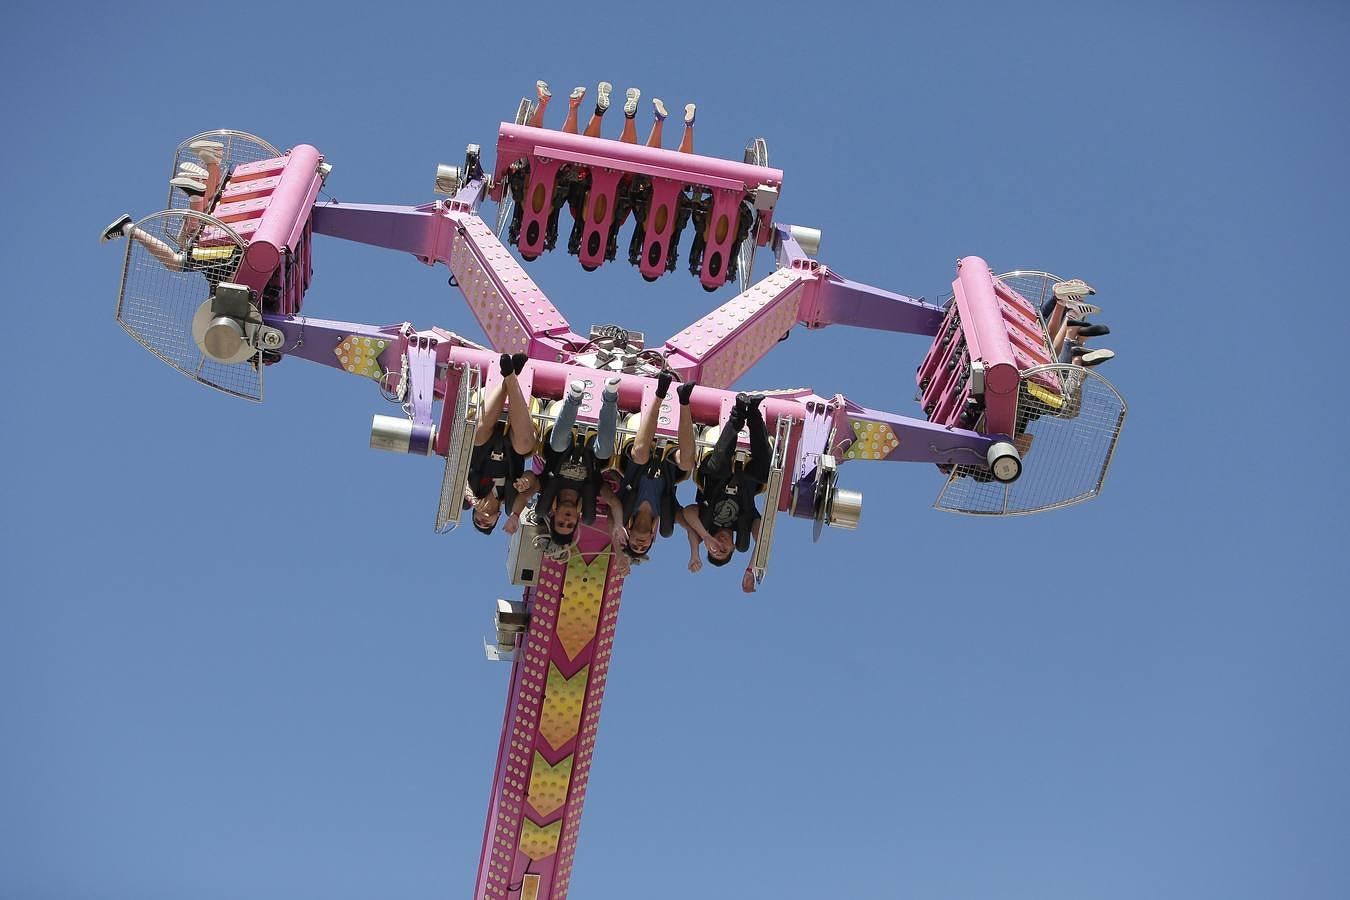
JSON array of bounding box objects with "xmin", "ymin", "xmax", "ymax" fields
[
  {"xmin": 465, "ymin": 425, "xmax": 526, "ymax": 504},
  {"xmin": 696, "ymin": 472, "xmax": 761, "ymax": 538}
]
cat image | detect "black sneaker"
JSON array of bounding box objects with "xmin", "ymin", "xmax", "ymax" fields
[
  {"xmin": 676, "ymin": 380, "xmax": 696, "ymax": 405},
  {"xmin": 1074, "ymin": 324, "xmax": 1111, "ymax": 338},
  {"xmin": 100, "ymin": 213, "xmax": 132, "ymax": 243},
  {"xmin": 500, "ymin": 353, "xmax": 512, "ymax": 377},
  {"xmin": 511, "ymin": 352, "xmax": 529, "ymax": 374},
  {"xmin": 655, "ymin": 370, "xmax": 672, "ymax": 399}
]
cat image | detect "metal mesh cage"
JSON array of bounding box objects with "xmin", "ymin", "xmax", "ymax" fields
[
  {"xmin": 164, "ymin": 130, "xmax": 282, "ymax": 213},
  {"xmin": 114, "ymin": 209, "xmax": 263, "ymax": 401},
  {"xmin": 935, "ymin": 363, "xmax": 1126, "ymax": 515}
]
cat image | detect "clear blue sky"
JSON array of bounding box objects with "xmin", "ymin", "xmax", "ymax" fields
[{"xmin": 4, "ymin": 1, "xmax": 1348, "ymax": 898}]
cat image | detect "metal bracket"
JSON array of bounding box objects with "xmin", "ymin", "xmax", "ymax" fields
[
  {"xmin": 434, "ymin": 363, "xmax": 483, "ymax": 533},
  {"xmin": 748, "ymin": 414, "xmax": 795, "ymax": 586}
]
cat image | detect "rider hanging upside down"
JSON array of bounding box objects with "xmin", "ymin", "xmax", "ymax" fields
[
  {"xmin": 516, "ymin": 375, "xmax": 626, "ymax": 550},
  {"xmin": 464, "ymin": 352, "xmax": 539, "ymax": 535},
  {"xmin": 680, "ymin": 392, "xmax": 770, "ymax": 593},
  {"xmin": 614, "ymin": 372, "xmax": 697, "ymax": 561}
]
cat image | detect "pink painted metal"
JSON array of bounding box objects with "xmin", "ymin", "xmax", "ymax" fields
[
  {"xmin": 235, "ymin": 144, "xmax": 324, "ymax": 294},
  {"xmin": 951, "ymin": 256, "xmax": 1019, "ymax": 436}
]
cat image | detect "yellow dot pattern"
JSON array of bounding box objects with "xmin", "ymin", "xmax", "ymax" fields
[
  {"xmin": 526, "ymin": 751, "xmax": 573, "ymax": 818},
  {"xmin": 555, "ymin": 553, "xmax": 608, "ymax": 662},
  {"xmin": 538, "ymin": 663, "xmax": 588, "ymax": 751},
  {"xmin": 844, "ymin": 420, "xmax": 900, "ymax": 461},
  {"xmin": 333, "ymin": 335, "xmax": 389, "ymax": 380},
  {"xmin": 517, "ymin": 819, "xmax": 562, "ymax": 861}
]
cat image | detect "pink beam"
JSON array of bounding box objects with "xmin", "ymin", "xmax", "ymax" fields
[
  {"xmin": 952, "ymin": 256, "xmax": 1019, "ymax": 437},
  {"xmin": 490, "ymin": 124, "xmax": 783, "ymax": 201},
  {"xmin": 663, "ymin": 267, "xmax": 814, "ymax": 388},
  {"xmin": 235, "ymin": 144, "xmax": 324, "ymax": 294}
]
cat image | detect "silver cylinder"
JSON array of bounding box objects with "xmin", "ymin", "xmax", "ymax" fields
[
  {"xmin": 789, "ymin": 224, "xmax": 822, "ymax": 257},
  {"xmin": 370, "ymin": 414, "xmax": 435, "ymax": 455},
  {"xmin": 827, "ymin": 487, "xmax": 862, "ymax": 530},
  {"xmin": 986, "ymin": 441, "xmax": 1023, "ymax": 484},
  {"xmin": 202, "ymin": 316, "xmax": 246, "ymax": 361}
]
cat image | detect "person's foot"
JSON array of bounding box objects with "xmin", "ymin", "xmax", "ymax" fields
[
  {"xmin": 655, "ymin": 370, "xmax": 672, "ymax": 398},
  {"xmin": 652, "ymin": 98, "xmax": 667, "ymax": 121},
  {"xmin": 676, "ymin": 380, "xmax": 696, "ymax": 405},
  {"xmin": 500, "ymin": 353, "xmax": 513, "ymax": 377},
  {"xmin": 735, "ymin": 393, "xmax": 764, "ymax": 416},
  {"xmin": 189, "ymin": 139, "xmax": 223, "ymax": 153},
  {"xmin": 684, "ymin": 103, "xmax": 696, "ymax": 126},
  {"xmin": 1066, "ymin": 298, "xmax": 1102, "ymax": 318},
  {"xmin": 1072, "ymin": 347, "xmax": 1115, "ymax": 366},
  {"xmin": 178, "ymin": 161, "xmax": 208, "ymax": 179},
  {"xmin": 100, "ymin": 213, "xmax": 132, "ymax": 243},
  {"xmin": 1053, "ymin": 278, "xmax": 1095, "ymax": 301},
  {"xmin": 569, "ymin": 85, "xmax": 586, "ymax": 102},
  {"xmin": 623, "ymin": 87, "xmax": 640, "ymax": 118},
  {"xmin": 511, "ymin": 352, "xmax": 529, "ymax": 374},
  {"xmin": 595, "ymin": 81, "xmax": 612, "ymax": 115},
  {"xmin": 169, "ymin": 175, "xmax": 207, "ymax": 196},
  {"xmin": 603, "ymin": 375, "xmax": 622, "ymax": 399},
  {"xmin": 1073, "ymin": 323, "xmax": 1111, "ymax": 338},
  {"xmin": 567, "ymin": 380, "xmax": 585, "ymax": 402},
  {"xmin": 536, "ymin": 80, "xmax": 551, "ymax": 101}
]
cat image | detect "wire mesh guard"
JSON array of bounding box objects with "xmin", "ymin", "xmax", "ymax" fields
[
  {"xmin": 164, "ymin": 130, "xmax": 282, "ymax": 213},
  {"xmin": 936, "ymin": 363, "xmax": 1126, "ymax": 515},
  {"xmin": 114, "ymin": 209, "xmax": 263, "ymax": 401}
]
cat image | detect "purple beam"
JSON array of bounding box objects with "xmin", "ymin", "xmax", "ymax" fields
[
  {"xmin": 263, "ymin": 313, "xmax": 410, "ymax": 377},
  {"xmin": 829, "ymin": 399, "xmax": 999, "ymax": 466},
  {"xmin": 311, "ymin": 202, "xmax": 450, "ymax": 260},
  {"xmin": 803, "ymin": 274, "xmax": 945, "ymax": 336}
]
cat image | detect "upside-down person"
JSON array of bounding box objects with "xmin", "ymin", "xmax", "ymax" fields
[
  {"xmin": 463, "ymin": 353, "xmax": 540, "ymax": 535},
  {"xmin": 679, "ymin": 393, "xmax": 770, "ymax": 593},
  {"xmin": 614, "ymin": 372, "xmax": 697, "ymax": 561},
  {"xmin": 514, "ymin": 375, "xmax": 626, "ymax": 549}
]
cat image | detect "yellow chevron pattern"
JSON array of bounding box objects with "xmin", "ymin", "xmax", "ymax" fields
[
  {"xmin": 518, "ymin": 820, "xmax": 562, "ymax": 860},
  {"xmin": 556, "ymin": 553, "xmax": 608, "ymax": 661},
  {"xmin": 526, "ymin": 752, "xmax": 573, "ymax": 817},
  {"xmin": 539, "ymin": 663, "xmax": 588, "ymax": 750}
]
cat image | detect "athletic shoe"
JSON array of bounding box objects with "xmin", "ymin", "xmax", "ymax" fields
[
  {"xmin": 676, "ymin": 380, "xmax": 696, "ymax": 405},
  {"xmin": 188, "ymin": 139, "xmax": 224, "ymax": 153},
  {"xmin": 169, "ymin": 175, "xmax": 207, "ymax": 196},
  {"xmin": 1073, "ymin": 323, "xmax": 1111, "ymax": 338},
  {"xmin": 684, "ymin": 103, "xmax": 696, "ymax": 126},
  {"xmin": 1053, "ymin": 278, "xmax": 1095, "ymax": 301},
  {"xmin": 567, "ymin": 380, "xmax": 585, "ymax": 402},
  {"xmin": 655, "ymin": 370, "xmax": 672, "ymax": 398},
  {"xmin": 511, "ymin": 352, "xmax": 529, "ymax": 374},
  {"xmin": 1072, "ymin": 347, "xmax": 1115, "ymax": 366},
  {"xmin": 604, "ymin": 375, "xmax": 622, "ymax": 398},
  {"xmin": 623, "ymin": 88, "xmax": 640, "ymax": 118},
  {"xmin": 652, "ymin": 98, "xmax": 667, "ymax": 121},
  {"xmin": 178, "ymin": 161, "xmax": 208, "ymax": 179},
  {"xmin": 536, "ymin": 80, "xmax": 551, "ymax": 101},
  {"xmin": 500, "ymin": 353, "xmax": 512, "ymax": 377},
  {"xmin": 569, "ymin": 85, "xmax": 585, "ymax": 102},
  {"xmin": 100, "ymin": 213, "xmax": 132, "ymax": 242},
  {"xmin": 596, "ymin": 81, "xmax": 612, "ymax": 114},
  {"xmin": 1067, "ymin": 299, "xmax": 1102, "ymax": 318}
]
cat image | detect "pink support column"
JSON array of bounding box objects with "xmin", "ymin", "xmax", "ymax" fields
[
  {"xmin": 234, "ymin": 144, "xmax": 324, "ymax": 294},
  {"xmin": 951, "ymin": 256, "xmax": 1019, "ymax": 436}
]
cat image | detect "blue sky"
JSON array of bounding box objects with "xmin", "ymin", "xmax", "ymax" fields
[{"xmin": 3, "ymin": 1, "xmax": 1348, "ymax": 898}]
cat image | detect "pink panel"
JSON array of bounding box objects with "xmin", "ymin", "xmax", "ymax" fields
[
  {"xmin": 229, "ymin": 156, "xmax": 287, "ymax": 181},
  {"xmin": 576, "ymin": 167, "xmax": 624, "ymax": 271},
  {"xmin": 517, "ymin": 157, "xmax": 563, "ymax": 260},
  {"xmin": 219, "ymin": 174, "xmax": 282, "ymax": 203},
  {"xmin": 698, "ymin": 188, "xmax": 743, "ymax": 291},
  {"xmin": 637, "ymin": 178, "xmax": 683, "ymax": 281}
]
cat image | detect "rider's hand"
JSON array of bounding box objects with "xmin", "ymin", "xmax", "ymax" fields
[
  {"xmin": 503, "ymin": 513, "xmax": 520, "ymax": 535},
  {"xmin": 741, "ymin": 568, "xmax": 757, "ymax": 593},
  {"xmin": 513, "ymin": 476, "xmax": 533, "ymax": 491},
  {"xmin": 688, "ymin": 556, "xmax": 702, "ymax": 574}
]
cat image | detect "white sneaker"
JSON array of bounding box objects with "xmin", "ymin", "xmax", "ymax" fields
[
  {"xmin": 1053, "ymin": 278, "xmax": 1095, "ymax": 301},
  {"xmin": 567, "ymin": 380, "xmax": 586, "ymax": 401},
  {"xmin": 169, "ymin": 175, "xmax": 207, "ymax": 196},
  {"xmin": 178, "ymin": 161, "xmax": 208, "ymax": 178},
  {"xmin": 652, "ymin": 98, "xmax": 667, "ymax": 121},
  {"xmin": 604, "ymin": 375, "xmax": 622, "ymax": 398},
  {"xmin": 684, "ymin": 103, "xmax": 696, "ymax": 126},
  {"xmin": 569, "ymin": 85, "xmax": 586, "ymax": 101},
  {"xmin": 623, "ymin": 88, "xmax": 640, "ymax": 117},
  {"xmin": 1066, "ymin": 298, "xmax": 1102, "ymax": 318},
  {"xmin": 596, "ymin": 82, "xmax": 612, "ymax": 112},
  {"xmin": 188, "ymin": 139, "xmax": 224, "ymax": 153},
  {"xmin": 536, "ymin": 80, "xmax": 551, "ymax": 101},
  {"xmin": 1074, "ymin": 347, "xmax": 1115, "ymax": 366}
]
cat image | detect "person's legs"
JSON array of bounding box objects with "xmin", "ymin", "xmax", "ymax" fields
[
  {"xmin": 594, "ymin": 376, "xmax": 622, "ymax": 461},
  {"xmin": 645, "ymin": 98, "xmax": 667, "ymax": 148},
  {"xmin": 676, "ymin": 380, "xmax": 697, "ymax": 472},
  {"xmin": 583, "ymin": 82, "xmax": 613, "ymax": 137},
  {"xmin": 677, "ymin": 103, "xmax": 696, "ymax": 154},
  {"xmin": 527, "ymin": 80, "xmax": 552, "ymax": 128},
  {"xmin": 551, "ymin": 380, "xmax": 586, "ymax": 453},
  {"xmin": 619, "ymin": 88, "xmax": 641, "ymax": 144},
  {"xmin": 476, "ymin": 353, "xmax": 514, "ymax": 445},
  {"xmin": 703, "ymin": 407, "xmax": 745, "ymax": 478},
  {"xmin": 633, "ymin": 371, "xmax": 671, "ymax": 465},
  {"xmin": 740, "ymin": 395, "xmax": 771, "ymax": 483},
  {"xmin": 561, "ymin": 86, "xmax": 586, "ymax": 134},
  {"xmin": 505, "ymin": 353, "xmax": 538, "ymax": 456}
]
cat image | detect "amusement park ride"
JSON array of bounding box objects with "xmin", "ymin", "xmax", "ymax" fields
[{"xmin": 103, "ymin": 85, "xmax": 1127, "ymax": 900}]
